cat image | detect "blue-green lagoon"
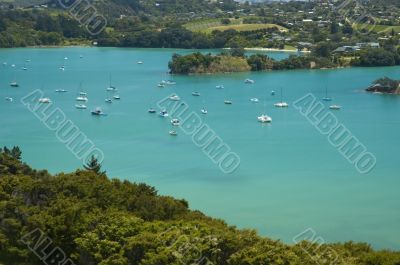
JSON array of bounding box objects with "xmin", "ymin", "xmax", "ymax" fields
[{"xmin": 0, "ymin": 47, "xmax": 399, "ymax": 249}]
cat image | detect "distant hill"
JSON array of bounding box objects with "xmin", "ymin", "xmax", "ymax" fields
[{"xmin": 1, "ymin": 0, "xmax": 238, "ymax": 17}]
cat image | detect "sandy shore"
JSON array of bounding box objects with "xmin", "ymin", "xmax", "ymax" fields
[{"xmin": 244, "ymin": 47, "xmax": 311, "ymax": 53}]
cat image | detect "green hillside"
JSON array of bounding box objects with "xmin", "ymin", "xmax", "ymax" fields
[{"xmin": 1, "ymin": 147, "xmax": 400, "ymax": 264}]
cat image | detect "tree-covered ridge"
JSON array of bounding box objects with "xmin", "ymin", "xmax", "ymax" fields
[{"xmin": 1, "ymin": 147, "xmax": 400, "ymax": 265}]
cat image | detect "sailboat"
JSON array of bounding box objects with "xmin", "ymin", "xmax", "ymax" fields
[
  {"xmin": 10, "ymin": 75, "xmax": 19, "ymax": 87},
  {"xmin": 274, "ymin": 88, "xmax": 289, "ymax": 108},
  {"xmin": 106, "ymin": 75, "xmax": 117, "ymax": 91},
  {"xmin": 322, "ymin": 86, "xmax": 332, "ymax": 101},
  {"xmin": 76, "ymin": 83, "xmax": 88, "ymax": 102}
]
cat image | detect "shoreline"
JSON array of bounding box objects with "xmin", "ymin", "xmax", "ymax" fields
[{"xmin": 244, "ymin": 47, "xmax": 311, "ymax": 53}]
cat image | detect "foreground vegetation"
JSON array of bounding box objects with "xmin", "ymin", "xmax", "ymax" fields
[{"xmin": 1, "ymin": 147, "xmax": 400, "ymax": 264}]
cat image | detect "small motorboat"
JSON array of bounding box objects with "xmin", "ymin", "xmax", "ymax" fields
[
  {"xmin": 60, "ymin": 66, "xmax": 65, "ymax": 71},
  {"xmin": 274, "ymin": 102, "xmax": 289, "ymax": 108},
  {"xmin": 169, "ymin": 95, "xmax": 180, "ymax": 101},
  {"xmin": 148, "ymin": 108, "xmax": 156, "ymax": 114},
  {"xmin": 245, "ymin": 79, "xmax": 255, "ymax": 84},
  {"xmin": 157, "ymin": 83, "xmax": 165, "ymax": 88},
  {"xmin": 137, "ymin": 61, "xmax": 143, "ymax": 64},
  {"xmin": 10, "ymin": 82, "xmax": 19, "ymax": 87},
  {"xmin": 171, "ymin": 119, "xmax": 180, "ymax": 126},
  {"xmin": 201, "ymin": 108, "xmax": 208, "ymax": 114},
  {"xmin": 169, "ymin": 130, "xmax": 178, "ymax": 136},
  {"xmin": 22, "ymin": 67, "xmax": 27, "ymax": 71},
  {"xmin": 192, "ymin": 92, "xmax": 201, "ymax": 97},
  {"xmin": 224, "ymin": 100, "xmax": 233, "ymax": 105},
  {"xmin": 75, "ymin": 104, "xmax": 87, "ymax": 109},
  {"xmin": 105, "ymin": 99, "xmax": 112, "ymax": 103},
  {"xmin": 5, "ymin": 97, "xmax": 13, "ymax": 102},
  {"xmin": 11, "ymin": 64, "xmax": 15, "ymax": 68},
  {"xmin": 250, "ymin": 98, "xmax": 259, "ymax": 103},
  {"xmin": 76, "ymin": 96, "xmax": 88, "ymax": 102},
  {"xmin": 271, "ymin": 90, "xmax": 276, "ymax": 96},
  {"xmin": 39, "ymin": 98, "xmax": 52, "ymax": 104},
  {"xmin": 113, "ymin": 95, "xmax": 121, "ymax": 100},
  {"xmin": 159, "ymin": 110, "xmax": 169, "ymax": 117},
  {"xmin": 322, "ymin": 97, "xmax": 333, "ymax": 102},
  {"xmin": 91, "ymin": 107, "xmax": 106, "ymax": 116},
  {"xmin": 258, "ymin": 114, "xmax": 272, "ymax": 123},
  {"xmin": 79, "ymin": 92, "xmax": 87, "ymax": 96},
  {"xmin": 216, "ymin": 85, "xmax": 224, "ymax": 89},
  {"xmin": 329, "ymin": 105, "xmax": 341, "ymax": 110},
  {"xmin": 55, "ymin": 89, "xmax": 68, "ymax": 93},
  {"xmin": 64, "ymin": 57, "xmax": 68, "ymax": 60},
  {"xmin": 165, "ymin": 80, "xmax": 176, "ymax": 85}
]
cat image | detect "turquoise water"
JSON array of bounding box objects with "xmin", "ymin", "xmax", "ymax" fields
[{"xmin": 1, "ymin": 47, "xmax": 399, "ymax": 249}]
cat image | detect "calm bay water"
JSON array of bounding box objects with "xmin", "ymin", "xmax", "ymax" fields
[{"xmin": 0, "ymin": 47, "xmax": 399, "ymax": 249}]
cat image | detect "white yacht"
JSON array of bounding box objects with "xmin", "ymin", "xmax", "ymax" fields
[
  {"xmin": 245, "ymin": 79, "xmax": 255, "ymax": 84},
  {"xmin": 192, "ymin": 92, "xmax": 201, "ymax": 97},
  {"xmin": 224, "ymin": 100, "xmax": 233, "ymax": 105},
  {"xmin": 75, "ymin": 104, "xmax": 87, "ymax": 109},
  {"xmin": 250, "ymin": 98, "xmax": 259, "ymax": 103},
  {"xmin": 329, "ymin": 105, "xmax": 341, "ymax": 110},
  {"xmin": 169, "ymin": 95, "xmax": 180, "ymax": 101},
  {"xmin": 274, "ymin": 102, "xmax": 289, "ymax": 108},
  {"xmin": 159, "ymin": 110, "xmax": 169, "ymax": 117},
  {"xmin": 216, "ymin": 85, "xmax": 224, "ymax": 89},
  {"xmin": 76, "ymin": 96, "xmax": 88, "ymax": 102},
  {"xmin": 258, "ymin": 114, "xmax": 272, "ymax": 123},
  {"xmin": 201, "ymin": 108, "xmax": 208, "ymax": 114},
  {"xmin": 5, "ymin": 97, "xmax": 13, "ymax": 102},
  {"xmin": 113, "ymin": 95, "xmax": 121, "ymax": 100},
  {"xmin": 39, "ymin": 98, "xmax": 52, "ymax": 104},
  {"xmin": 171, "ymin": 119, "xmax": 180, "ymax": 126},
  {"xmin": 105, "ymin": 99, "xmax": 112, "ymax": 103}
]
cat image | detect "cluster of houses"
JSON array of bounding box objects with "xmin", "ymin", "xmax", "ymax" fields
[{"xmin": 333, "ymin": 42, "xmax": 380, "ymax": 54}]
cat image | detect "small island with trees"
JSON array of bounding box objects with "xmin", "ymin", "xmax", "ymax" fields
[
  {"xmin": 366, "ymin": 77, "xmax": 400, "ymax": 94},
  {"xmin": 168, "ymin": 46, "xmax": 400, "ymax": 74}
]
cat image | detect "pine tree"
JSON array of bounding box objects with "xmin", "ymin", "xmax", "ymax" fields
[{"xmin": 84, "ymin": 155, "xmax": 105, "ymax": 175}]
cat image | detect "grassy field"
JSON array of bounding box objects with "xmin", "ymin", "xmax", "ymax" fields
[
  {"xmin": 354, "ymin": 23, "xmax": 400, "ymax": 33},
  {"xmin": 184, "ymin": 18, "xmax": 287, "ymax": 34}
]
